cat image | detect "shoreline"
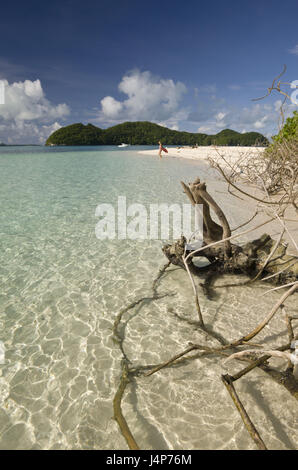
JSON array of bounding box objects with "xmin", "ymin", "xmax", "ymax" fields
[
  {"xmin": 139, "ymin": 145, "xmax": 297, "ymax": 256},
  {"xmin": 138, "ymin": 145, "xmax": 266, "ymax": 168}
]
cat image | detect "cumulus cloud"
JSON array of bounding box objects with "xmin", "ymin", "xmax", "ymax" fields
[
  {"xmin": 233, "ymin": 102, "xmax": 296, "ymax": 133},
  {"xmin": 197, "ymin": 125, "xmax": 214, "ymax": 133},
  {"xmin": 96, "ymin": 70, "xmax": 290, "ymax": 138},
  {"xmin": 0, "ymin": 121, "xmax": 62, "ymax": 145},
  {"xmin": 194, "ymin": 99, "xmax": 296, "ymax": 138},
  {"xmin": 158, "ymin": 121, "xmax": 179, "ymax": 131},
  {"xmin": 0, "ymin": 78, "xmax": 69, "ymax": 143},
  {"xmin": 101, "ymin": 96, "xmax": 123, "ymax": 118},
  {"xmin": 0, "ymin": 79, "xmax": 69, "ymax": 121},
  {"xmin": 98, "ymin": 70, "xmax": 187, "ymax": 123},
  {"xmin": 40, "ymin": 122, "xmax": 62, "ymax": 142},
  {"xmin": 196, "ymin": 110, "xmax": 229, "ymax": 134}
]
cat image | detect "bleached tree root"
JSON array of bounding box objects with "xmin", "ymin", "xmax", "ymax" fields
[
  {"xmin": 221, "ymin": 374, "xmax": 267, "ymax": 450},
  {"xmin": 111, "ymin": 262, "xmax": 170, "ymax": 450},
  {"xmin": 113, "ymin": 361, "xmax": 140, "ymax": 450},
  {"xmin": 163, "ymin": 178, "xmax": 297, "ymax": 296},
  {"xmin": 111, "ymin": 176, "xmax": 297, "ymax": 450}
]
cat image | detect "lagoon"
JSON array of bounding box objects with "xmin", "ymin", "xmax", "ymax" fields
[{"xmin": 0, "ymin": 145, "xmax": 297, "ymax": 450}]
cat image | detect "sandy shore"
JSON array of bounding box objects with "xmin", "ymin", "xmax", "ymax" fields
[
  {"xmin": 138, "ymin": 145, "xmax": 266, "ymax": 168},
  {"xmin": 139, "ymin": 146, "xmax": 297, "ymax": 256}
]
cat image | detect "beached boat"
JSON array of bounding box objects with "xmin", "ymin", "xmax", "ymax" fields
[{"xmin": 118, "ymin": 143, "xmax": 129, "ymax": 147}]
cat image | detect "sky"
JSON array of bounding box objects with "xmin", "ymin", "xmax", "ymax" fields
[{"xmin": 0, "ymin": 0, "xmax": 298, "ymax": 144}]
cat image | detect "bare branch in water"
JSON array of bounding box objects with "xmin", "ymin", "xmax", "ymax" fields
[{"xmin": 222, "ymin": 374, "xmax": 267, "ymax": 450}]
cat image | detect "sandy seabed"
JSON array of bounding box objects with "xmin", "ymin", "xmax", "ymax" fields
[{"xmin": 0, "ymin": 146, "xmax": 297, "ymax": 450}]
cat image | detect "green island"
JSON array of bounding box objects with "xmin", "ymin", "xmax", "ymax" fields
[{"xmin": 45, "ymin": 121, "xmax": 269, "ymax": 146}]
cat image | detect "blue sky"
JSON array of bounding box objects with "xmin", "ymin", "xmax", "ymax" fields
[{"xmin": 0, "ymin": 0, "xmax": 297, "ymax": 143}]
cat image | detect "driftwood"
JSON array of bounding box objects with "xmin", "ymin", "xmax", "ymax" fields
[
  {"xmin": 112, "ymin": 262, "xmax": 171, "ymax": 450},
  {"xmin": 163, "ymin": 178, "xmax": 298, "ymax": 287},
  {"xmin": 113, "ymin": 360, "xmax": 140, "ymax": 450},
  {"xmin": 112, "ymin": 74, "xmax": 298, "ymax": 449},
  {"xmin": 112, "ymin": 175, "xmax": 297, "ymax": 451},
  {"xmin": 158, "ymin": 177, "xmax": 298, "ymax": 449},
  {"xmin": 221, "ymin": 374, "xmax": 267, "ymax": 450},
  {"xmin": 112, "ymin": 262, "xmax": 297, "ymax": 450}
]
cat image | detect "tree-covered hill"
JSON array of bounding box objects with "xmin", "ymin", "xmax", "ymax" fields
[
  {"xmin": 45, "ymin": 121, "xmax": 268, "ymax": 147},
  {"xmin": 46, "ymin": 123, "xmax": 104, "ymax": 146}
]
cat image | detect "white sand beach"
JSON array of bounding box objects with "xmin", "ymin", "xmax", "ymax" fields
[
  {"xmin": 138, "ymin": 145, "xmax": 266, "ymax": 168},
  {"xmin": 138, "ymin": 146, "xmax": 297, "ymax": 255}
]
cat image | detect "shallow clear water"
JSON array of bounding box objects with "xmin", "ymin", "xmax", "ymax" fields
[{"xmin": 0, "ymin": 146, "xmax": 297, "ymax": 450}]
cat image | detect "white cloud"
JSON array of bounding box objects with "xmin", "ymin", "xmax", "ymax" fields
[
  {"xmin": 0, "ymin": 78, "xmax": 69, "ymax": 143},
  {"xmin": 194, "ymin": 99, "xmax": 296, "ymax": 137},
  {"xmin": 0, "ymin": 120, "xmax": 63, "ymax": 144},
  {"xmin": 101, "ymin": 96, "xmax": 123, "ymax": 118},
  {"xmin": 289, "ymin": 44, "xmax": 298, "ymax": 55},
  {"xmin": 158, "ymin": 121, "xmax": 179, "ymax": 131},
  {"xmin": 98, "ymin": 70, "xmax": 187, "ymax": 123},
  {"xmin": 40, "ymin": 122, "xmax": 62, "ymax": 142},
  {"xmin": 197, "ymin": 125, "xmax": 214, "ymax": 133},
  {"xmin": 274, "ymin": 100, "xmax": 283, "ymax": 111},
  {"xmin": 254, "ymin": 116, "xmax": 268, "ymax": 129},
  {"xmin": 96, "ymin": 71, "xmax": 294, "ymax": 138},
  {"xmin": 0, "ymin": 79, "xmax": 69, "ymax": 121}
]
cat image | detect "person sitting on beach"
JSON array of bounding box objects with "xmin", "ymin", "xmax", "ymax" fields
[{"xmin": 158, "ymin": 141, "xmax": 168, "ymax": 158}]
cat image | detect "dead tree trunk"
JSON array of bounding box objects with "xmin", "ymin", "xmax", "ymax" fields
[{"xmin": 163, "ymin": 178, "xmax": 298, "ymax": 285}]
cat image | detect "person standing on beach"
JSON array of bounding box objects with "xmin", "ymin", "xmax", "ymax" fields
[{"xmin": 158, "ymin": 141, "xmax": 168, "ymax": 158}]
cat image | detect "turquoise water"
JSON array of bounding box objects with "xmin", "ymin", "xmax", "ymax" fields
[{"xmin": 0, "ymin": 146, "xmax": 297, "ymax": 450}]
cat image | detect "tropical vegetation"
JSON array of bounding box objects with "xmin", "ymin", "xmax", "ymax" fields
[{"xmin": 46, "ymin": 121, "xmax": 268, "ymax": 147}]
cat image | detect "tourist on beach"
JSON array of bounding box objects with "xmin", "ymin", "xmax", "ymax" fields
[{"xmin": 158, "ymin": 141, "xmax": 168, "ymax": 158}]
